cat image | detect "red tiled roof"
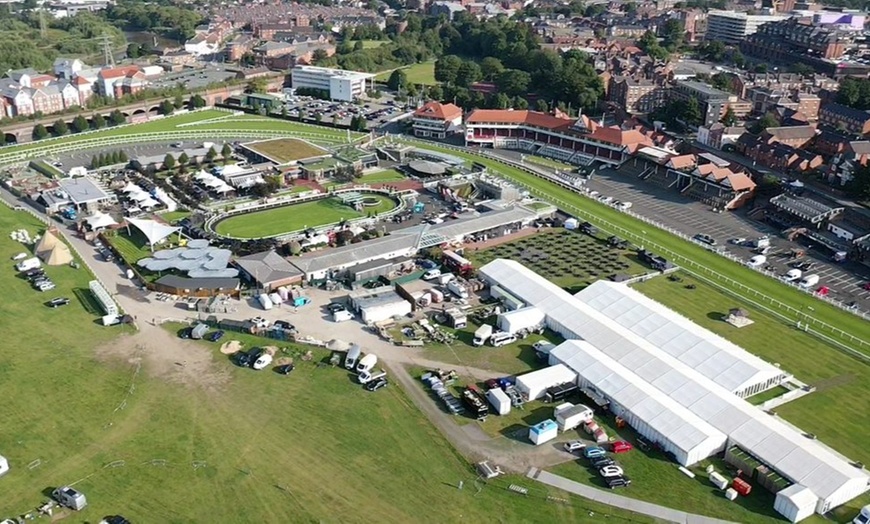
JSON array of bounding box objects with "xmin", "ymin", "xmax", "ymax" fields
[
  {"xmin": 465, "ymin": 110, "xmax": 573, "ymax": 130},
  {"xmin": 99, "ymin": 66, "xmax": 140, "ymax": 79},
  {"xmin": 667, "ymin": 154, "xmax": 697, "ymax": 169},
  {"xmin": 72, "ymin": 76, "xmax": 90, "ymax": 86},
  {"xmin": 414, "ymin": 101, "xmax": 462, "ymax": 121}
]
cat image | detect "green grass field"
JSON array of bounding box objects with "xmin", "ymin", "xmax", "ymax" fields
[
  {"xmin": 407, "ymin": 141, "xmax": 870, "ymax": 354},
  {"xmin": 358, "ymin": 168, "xmax": 407, "ymax": 183},
  {"xmin": 104, "ymin": 229, "xmax": 153, "ymax": 263},
  {"xmin": 214, "ymin": 195, "xmax": 396, "ymax": 238},
  {"xmin": 376, "ymin": 61, "xmax": 437, "ymax": 85},
  {"xmin": 358, "ymin": 39, "xmax": 388, "ymax": 49},
  {"xmin": 242, "ymin": 138, "xmax": 329, "ymax": 164},
  {"xmin": 0, "ymin": 203, "xmax": 657, "ymax": 522},
  {"xmin": 157, "ymin": 210, "xmax": 191, "ymax": 224}
]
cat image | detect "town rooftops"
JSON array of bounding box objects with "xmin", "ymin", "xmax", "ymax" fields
[
  {"xmin": 822, "ymin": 102, "xmax": 870, "ymax": 122},
  {"xmin": 414, "ymin": 101, "xmax": 462, "ymax": 121},
  {"xmin": 764, "ymin": 125, "xmax": 818, "ymax": 141}
]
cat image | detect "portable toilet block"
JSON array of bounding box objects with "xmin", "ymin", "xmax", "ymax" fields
[
  {"xmin": 529, "ymin": 420, "xmax": 558, "ymax": 446},
  {"xmin": 725, "ymin": 488, "xmax": 738, "ymax": 501}
]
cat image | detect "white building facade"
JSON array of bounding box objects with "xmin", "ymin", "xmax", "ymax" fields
[{"xmin": 290, "ymin": 65, "xmax": 374, "ymax": 101}]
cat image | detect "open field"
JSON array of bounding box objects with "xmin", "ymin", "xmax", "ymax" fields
[
  {"xmin": 376, "ymin": 61, "xmax": 437, "ymax": 85},
  {"xmin": 242, "ymin": 137, "xmax": 329, "ymax": 164},
  {"xmin": 358, "ymin": 168, "xmax": 407, "ymax": 183},
  {"xmin": 468, "ymin": 230, "xmax": 648, "ymax": 293},
  {"xmin": 359, "ymin": 39, "xmax": 388, "ymax": 48},
  {"xmin": 0, "ymin": 203, "xmax": 652, "ymax": 522},
  {"xmin": 157, "ymin": 210, "xmax": 191, "ymax": 224},
  {"xmin": 214, "ymin": 194, "xmax": 396, "ymax": 238},
  {"xmin": 406, "ymin": 141, "xmax": 870, "ymax": 354}
]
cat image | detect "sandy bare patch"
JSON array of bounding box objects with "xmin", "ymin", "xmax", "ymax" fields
[
  {"xmin": 262, "ymin": 345, "xmax": 279, "ymax": 356},
  {"xmin": 274, "ymin": 356, "xmax": 294, "ymax": 366},
  {"xmin": 95, "ymin": 325, "xmax": 230, "ymax": 391},
  {"xmin": 220, "ymin": 340, "xmax": 243, "ymax": 355}
]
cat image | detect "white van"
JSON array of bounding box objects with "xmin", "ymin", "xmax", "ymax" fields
[
  {"xmin": 422, "ymin": 268, "xmax": 441, "ymax": 281},
  {"xmin": 798, "ymin": 274, "xmax": 820, "ymax": 289},
  {"xmin": 473, "ymin": 325, "xmax": 493, "ymax": 346},
  {"xmin": 345, "ymin": 344, "xmax": 361, "ymax": 370},
  {"xmin": 490, "ymin": 332, "xmax": 517, "ymax": 347},
  {"xmin": 747, "ymin": 255, "xmax": 767, "ymax": 267},
  {"xmin": 333, "ymin": 310, "xmax": 354, "ymax": 322},
  {"xmin": 356, "ymin": 353, "xmax": 378, "ymax": 374},
  {"xmin": 15, "ymin": 257, "xmax": 41, "ymax": 272},
  {"xmin": 782, "ymin": 268, "xmax": 802, "ymax": 282}
]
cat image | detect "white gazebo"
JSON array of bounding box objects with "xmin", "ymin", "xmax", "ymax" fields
[
  {"xmin": 85, "ymin": 211, "xmax": 118, "ymax": 231},
  {"xmin": 125, "ymin": 217, "xmax": 182, "ymax": 252}
]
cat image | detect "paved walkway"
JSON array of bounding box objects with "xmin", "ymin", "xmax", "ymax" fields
[{"xmin": 527, "ymin": 468, "xmax": 737, "ymax": 524}]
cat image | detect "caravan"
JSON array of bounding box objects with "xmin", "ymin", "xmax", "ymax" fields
[{"xmin": 345, "ymin": 344, "xmax": 362, "ymax": 370}]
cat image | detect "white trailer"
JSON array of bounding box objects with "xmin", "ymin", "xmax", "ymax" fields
[
  {"xmin": 486, "ymin": 388, "xmax": 511, "ymax": 415},
  {"xmin": 516, "ymin": 364, "xmax": 577, "ymax": 401},
  {"xmin": 257, "ymin": 293, "xmax": 273, "ymax": 310},
  {"xmin": 555, "ymin": 403, "xmax": 594, "ymax": 432},
  {"xmin": 447, "ymin": 280, "xmax": 468, "ymax": 299},
  {"xmin": 472, "ymin": 324, "xmax": 493, "ymax": 346},
  {"xmin": 709, "ymin": 471, "xmax": 729, "ymax": 490}
]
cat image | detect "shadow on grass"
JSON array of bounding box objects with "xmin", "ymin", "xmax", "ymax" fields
[
  {"xmin": 706, "ymin": 311, "xmax": 726, "ymax": 321},
  {"xmin": 72, "ymin": 287, "xmax": 102, "ymax": 316}
]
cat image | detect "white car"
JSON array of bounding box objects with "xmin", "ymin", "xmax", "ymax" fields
[
  {"xmin": 616, "ymin": 201, "xmax": 632, "ymax": 211},
  {"xmin": 422, "ymin": 269, "xmax": 442, "ymax": 281},
  {"xmin": 599, "ymin": 196, "xmax": 614, "ymax": 204},
  {"xmin": 564, "ymin": 440, "xmax": 586, "ymax": 453},
  {"xmin": 252, "ymin": 353, "xmax": 273, "ymax": 370},
  {"xmin": 250, "ymin": 316, "xmax": 270, "ymax": 329},
  {"xmin": 747, "ymin": 255, "xmax": 767, "ymax": 267},
  {"xmin": 11, "ymin": 252, "xmax": 27, "ymax": 261},
  {"xmin": 782, "ymin": 268, "xmax": 802, "ymax": 282},
  {"xmin": 599, "ymin": 465, "xmax": 624, "ymax": 478}
]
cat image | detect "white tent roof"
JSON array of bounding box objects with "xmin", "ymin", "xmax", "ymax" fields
[
  {"xmin": 121, "ymin": 182, "xmax": 141, "ymax": 193},
  {"xmin": 550, "ymin": 340, "xmax": 726, "ymax": 465},
  {"xmin": 139, "ymin": 197, "xmax": 160, "ymax": 209},
  {"xmin": 195, "ymin": 170, "xmax": 234, "ymax": 193},
  {"xmin": 86, "ymin": 211, "xmax": 117, "ymax": 229},
  {"xmin": 127, "ymin": 217, "xmax": 180, "ymax": 246},
  {"xmin": 498, "ymin": 306, "xmax": 545, "ymax": 333},
  {"xmin": 478, "ymin": 259, "xmax": 870, "ymax": 506},
  {"xmin": 574, "ymin": 281, "xmax": 788, "ymax": 395},
  {"xmin": 515, "ymin": 364, "xmax": 577, "ymax": 395}
]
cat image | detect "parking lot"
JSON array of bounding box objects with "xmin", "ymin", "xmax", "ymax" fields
[
  {"xmin": 149, "ymin": 66, "xmax": 238, "ymax": 91},
  {"xmin": 584, "ymin": 167, "xmax": 870, "ymax": 308},
  {"xmin": 282, "ymin": 92, "xmax": 410, "ymax": 128}
]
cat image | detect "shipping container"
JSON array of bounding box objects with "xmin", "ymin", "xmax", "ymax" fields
[
  {"xmin": 486, "ymin": 388, "xmax": 511, "ymax": 415},
  {"xmin": 732, "ymin": 478, "xmax": 752, "ymax": 496}
]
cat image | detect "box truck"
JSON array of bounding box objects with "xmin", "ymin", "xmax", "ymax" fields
[
  {"xmin": 555, "ymin": 403, "xmax": 594, "ymax": 432},
  {"xmin": 472, "ymin": 324, "xmax": 493, "ymax": 346},
  {"xmin": 345, "ymin": 344, "xmax": 361, "ymax": 370},
  {"xmin": 486, "ymin": 387, "xmax": 511, "ymax": 415}
]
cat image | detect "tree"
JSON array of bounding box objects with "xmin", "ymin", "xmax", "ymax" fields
[
  {"xmin": 514, "ymin": 97, "xmax": 529, "ymax": 109},
  {"xmin": 791, "ymin": 63, "xmax": 815, "ymax": 77},
  {"xmin": 428, "ymin": 84, "xmax": 443, "ymax": 101},
  {"xmin": 160, "ymin": 100, "xmax": 174, "ymax": 115},
  {"xmin": 480, "ymin": 57, "xmax": 505, "ymax": 81},
  {"xmin": 683, "ymin": 97, "xmax": 702, "ymax": 126},
  {"xmin": 495, "ymin": 69, "xmax": 531, "ymax": 97},
  {"xmin": 53, "ymin": 119, "xmax": 69, "ymax": 136},
  {"xmin": 287, "ymin": 240, "xmax": 302, "ymax": 255},
  {"xmin": 178, "ymin": 152, "xmax": 190, "ymax": 166},
  {"xmin": 174, "ymin": 93, "xmax": 184, "ymax": 109},
  {"xmin": 660, "ymin": 19, "xmax": 684, "ymax": 51},
  {"xmin": 406, "ymin": 83, "xmax": 418, "ymax": 98},
  {"xmin": 387, "ymin": 69, "xmax": 407, "ymax": 91},
  {"xmin": 455, "ymin": 61, "xmax": 482, "ymax": 88},
  {"xmin": 92, "ymin": 113, "xmax": 105, "ymax": 129},
  {"xmin": 845, "ymin": 164, "xmax": 870, "ymax": 201},
  {"xmin": 353, "ymin": 40, "xmax": 364, "ymax": 52},
  {"xmin": 536, "ymin": 99, "xmax": 549, "ymax": 113},
  {"xmin": 754, "ymin": 113, "xmax": 779, "ymax": 133},
  {"xmin": 189, "ymin": 94, "xmax": 206, "ymax": 109},
  {"xmin": 637, "ymin": 31, "xmax": 668, "ymax": 61},
  {"xmin": 731, "ymin": 49, "xmax": 746, "ymax": 69},
  {"xmin": 110, "ymin": 150, "xmax": 121, "ymax": 164},
  {"xmin": 118, "ymin": 150, "xmax": 128, "ymax": 163},
  {"xmin": 492, "ymin": 92, "xmax": 511, "ymax": 109},
  {"xmin": 434, "ymin": 55, "xmax": 462, "ymax": 84},
  {"xmin": 163, "ymin": 154, "xmax": 176, "ymax": 170},
  {"xmin": 72, "ymin": 115, "xmax": 89, "ymax": 133},
  {"xmin": 247, "ymin": 78, "xmax": 268, "ymax": 94},
  {"xmin": 312, "ymin": 49, "xmax": 330, "ymax": 64},
  {"xmin": 126, "ymin": 42, "xmax": 141, "ymax": 59},
  {"xmin": 89, "ymin": 155, "xmax": 99, "ymax": 169},
  {"xmin": 721, "ymin": 106, "xmax": 737, "ymax": 127},
  {"xmin": 711, "ymin": 73, "xmax": 732, "ymax": 93},
  {"xmin": 110, "ymin": 110, "xmax": 126, "ymax": 126},
  {"xmin": 206, "ymin": 147, "xmax": 218, "ymax": 163}
]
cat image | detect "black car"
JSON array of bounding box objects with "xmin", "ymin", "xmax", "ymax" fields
[
  {"xmin": 178, "ymin": 327, "xmax": 192, "ymax": 339},
  {"xmin": 606, "ymin": 476, "xmax": 631, "ymax": 489},
  {"xmin": 693, "ymin": 233, "xmax": 716, "ymax": 246},
  {"xmin": 103, "ymin": 516, "xmax": 131, "ymax": 524},
  {"xmin": 276, "ymin": 363, "xmax": 295, "ymax": 375},
  {"xmin": 236, "ymin": 348, "xmax": 263, "ymax": 368},
  {"xmin": 365, "ymin": 377, "xmax": 388, "ymax": 391},
  {"xmin": 273, "ymin": 320, "xmax": 295, "ymax": 331},
  {"xmin": 327, "ymin": 302, "xmax": 346, "ymax": 314},
  {"xmin": 24, "ymin": 268, "xmax": 45, "ymax": 278},
  {"xmin": 26, "ymin": 271, "xmax": 46, "ymax": 282},
  {"xmin": 579, "ymin": 222, "xmax": 598, "ymax": 236},
  {"xmin": 589, "ymin": 457, "xmax": 615, "ymax": 468},
  {"xmin": 208, "ymin": 330, "xmax": 225, "ymax": 342},
  {"xmin": 47, "ymin": 297, "xmax": 70, "ymax": 308}
]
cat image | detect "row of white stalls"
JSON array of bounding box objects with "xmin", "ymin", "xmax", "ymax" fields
[
  {"xmin": 120, "ymin": 182, "xmax": 177, "ymax": 214},
  {"xmin": 193, "ymin": 171, "xmax": 234, "ymax": 195}
]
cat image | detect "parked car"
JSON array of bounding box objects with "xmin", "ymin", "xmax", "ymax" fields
[
  {"xmin": 615, "ymin": 201, "xmax": 632, "ymax": 211},
  {"xmin": 273, "ymin": 320, "xmax": 295, "ymax": 331},
  {"xmin": 584, "ymin": 446, "xmax": 607, "ymax": 459},
  {"xmin": 730, "ymin": 237, "xmax": 747, "ymax": 245},
  {"xmin": 590, "ymin": 456, "xmax": 615, "ymax": 469},
  {"xmin": 564, "ymin": 440, "xmax": 587, "ymax": 454},
  {"xmin": 178, "ymin": 327, "xmax": 193, "ymax": 339},
  {"xmin": 606, "ymin": 476, "xmax": 631, "ymax": 489},
  {"xmin": 253, "ymin": 352, "xmax": 273, "ymax": 370},
  {"xmin": 579, "ymin": 222, "xmax": 598, "ymax": 235},
  {"xmin": 208, "ymin": 330, "xmax": 225, "ymax": 342},
  {"xmin": 37, "ymin": 281, "xmax": 56, "ymax": 292},
  {"xmin": 327, "ymin": 302, "xmax": 346, "ymax": 314},
  {"xmin": 47, "ymin": 297, "xmax": 70, "ymax": 308},
  {"xmin": 693, "ymin": 233, "xmax": 716, "ymax": 246},
  {"xmin": 599, "ymin": 465, "xmax": 624, "ymax": 478},
  {"xmin": 422, "ymin": 268, "xmax": 442, "ymax": 281},
  {"xmin": 365, "ymin": 376, "xmax": 388, "ymax": 391},
  {"xmin": 236, "ymin": 348, "xmax": 260, "ymax": 367},
  {"xmin": 747, "ymin": 255, "xmax": 767, "ymax": 267},
  {"xmin": 250, "ymin": 317, "xmax": 269, "ymax": 328},
  {"xmin": 276, "ymin": 363, "xmax": 295, "ymax": 375},
  {"xmin": 611, "ymin": 441, "xmax": 633, "ymax": 454}
]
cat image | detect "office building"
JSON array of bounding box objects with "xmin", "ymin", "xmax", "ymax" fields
[
  {"xmin": 290, "ymin": 65, "xmax": 374, "ymax": 101},
  {"xmin": 706, "ymin": 10, "xmax": 788, "ymax": 44}
]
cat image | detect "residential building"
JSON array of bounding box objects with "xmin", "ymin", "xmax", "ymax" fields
[
  {"xmin": 428, "ymin": 1, "xmax": 466, "ymax": 20},
  {"xmin": 225, "ymin": 35, "xmax": 255, "ymax": 62},
  {"xmin": 31, "ymin": 85, "xmax": 64, "ymax": 114},
  {"xmin": 608, "ymin": 76, "xmax": 669, "ymax": 114},
  {"xmin": 290, "ymin": 65, "xmax": 374, "ymax": 101},
  {"xmin": 412, "ymin": 101, "xmax": 463, "ymax": 139},
  {"xmin": 705, "ymin": 10, "xmax": 788, "ymax": 44},
  {"xmin": 697, "ymin": 123, "xmax": 745, "ymax": 149},
  {"xmin": 819, "ymin": 103, "xmax": 870, "ymax": 135},
  {"xmin": 254, "ymin": 41, "xmax": 297, "ymax": 59},
  {"xmin": 96, "ymin": 66, "xmax": 140, "ymax": 98},
  {"xmin": 672, "ymin": 80, "xmax": 746, "ymax": 128},
  {"xmin": 761, "ymin": 125, "xmax": 817, "ymax": 148},
  {"xmin": 184, "ymin": 32, "xmax": 221, "ymax": 56},
  {"xmin": 53, "ymin": 57, "xmax": 84, "ymax": 79}
]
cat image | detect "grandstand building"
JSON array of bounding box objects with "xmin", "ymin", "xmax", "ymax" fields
[
  {"xmin": 463, "ymin": 109, "xmax": 653, "ymax": 165},
  {"xmin": 478, "ymin": 259, "xmax": 869, "ymax": 521}
]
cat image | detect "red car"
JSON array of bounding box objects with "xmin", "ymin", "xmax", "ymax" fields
[
  {"xmin": 862, "ymin": 282, "xmax": 870, "ymax": 291},
  {"xmin": 611, "ymin": 441, "xmax": 633, "ymax": 454}
]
